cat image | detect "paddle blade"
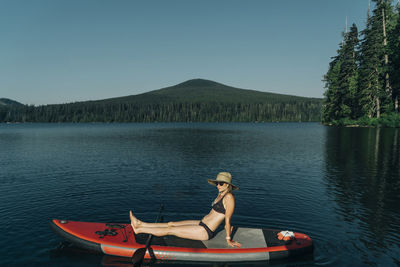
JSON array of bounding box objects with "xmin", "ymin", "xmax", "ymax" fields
[{"xmin": 131, "ymin": 248, "xmax": 146, "ymax": 264}]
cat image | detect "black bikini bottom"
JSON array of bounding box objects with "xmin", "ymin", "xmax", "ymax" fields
[{"xmin": 199, "ymin": 221, "xmax": 215, "ymax": 240}]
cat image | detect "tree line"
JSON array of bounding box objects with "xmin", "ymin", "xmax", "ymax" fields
[
  {"xmin": 0, "ymin": 101, "xmax": 321, "ymax": 123},
  {"xmin": 323, "ymin": 0, "xmax": 400, "ymax": 127}
]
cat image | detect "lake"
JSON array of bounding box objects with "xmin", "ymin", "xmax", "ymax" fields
[{"xmin": 0, "ymin": 123, "xmax": 399, "ymax": 266}]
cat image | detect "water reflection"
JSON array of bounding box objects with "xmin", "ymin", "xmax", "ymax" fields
[
  {"xmin": 324, "ymin": 127, "xmax": 400, "ymax": 255},
  {"xmin": 100, "ymin": 255, "xmax": 314, "ymax": 267},
  {"xmin": 51, "ymin": 242, "xmax": 314, "ymax": 267}
]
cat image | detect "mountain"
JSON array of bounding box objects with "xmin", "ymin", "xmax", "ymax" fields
[
  {"xmin": 0, "ymin": 79, "xmax": 322, "ymax": 123},
  {"xmin": 95, "ymin": 79, "xmax": 321, "ymax": 104},
  {"xmin": 0, "ymin": 98, "xmax": 23, "ymax": 107}
]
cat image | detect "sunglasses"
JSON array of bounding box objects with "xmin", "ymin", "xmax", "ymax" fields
[{"xmin": 216, "ymin": 182, "xmax": 226, "ymax": 186}]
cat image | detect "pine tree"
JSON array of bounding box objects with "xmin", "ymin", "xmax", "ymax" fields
[
  {"xmin": 323, "ymin": 51, "xmax": 343, "ymax": 122},
  {"xmin": 359, "ymin": 2, "xmax": 382, "ymax": 118},
  {"xmin": 322, "ymin": 24, "xmax": 360, "ymax": 122},
  {"xmin": 379, "ymin": 0, "xmax": 397, "ymax": 112},
  {"xmin": 359, "ymin": 0, "xmax": 396, "ymax": 118},
  {"xmin": 389, "ymin": 2, "xmax": 400, "ymax": 112},
  {"xmin": 340, "ymin": 24, "xmax": 360, "ymax": 119}
]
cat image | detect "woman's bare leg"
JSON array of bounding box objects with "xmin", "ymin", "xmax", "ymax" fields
[
  {"xmin": 134, "ymin": 225, "xmax": 209, "ymax": 241},
  {"xmin": 129, "ymin": 211, "xmax": 199, "ymax": 228},
  {"xmin": 143, "ymin": 220, "xmax": 201, "ymax": 228},
  {"xmin": 129, "ymin": 211, "xmax": 143, "ymax": 229},
  {"xmin": 168, "ymin": 220, "xmax": 200, "ymax": 226}
]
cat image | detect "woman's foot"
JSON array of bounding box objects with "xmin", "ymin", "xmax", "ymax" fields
[{"xmin": 129, "ymin": 210, "xmax": 142, "ymax": 232}]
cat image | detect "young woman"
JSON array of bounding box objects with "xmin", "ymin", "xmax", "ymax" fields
[{"xmin": 130, "ymin": 172, "xmax": 241, "ymax": 248}]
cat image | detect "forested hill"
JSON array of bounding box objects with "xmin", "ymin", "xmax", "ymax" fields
[
  {"xmin": 0, "ymin": 79, "xmax": 322, "ymax": 123},
  {"xmin": 0, "ymin": 98, "xmax": 23, "ymax": 107},
  {"xmin": 99, "ymin": 79, "xmax": 319, "ymax": 104}
]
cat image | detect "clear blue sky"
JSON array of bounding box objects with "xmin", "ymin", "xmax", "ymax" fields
[{"xmin": 1, "ymin": 0, "xmax": 372, "ymax": 105}]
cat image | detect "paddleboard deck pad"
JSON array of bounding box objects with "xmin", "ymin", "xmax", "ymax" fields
[{"xmin": 50, "ymin": 219, "xmax": 313, "ymax": 262}]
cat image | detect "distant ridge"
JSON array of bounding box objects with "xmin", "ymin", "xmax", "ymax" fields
[
  {"xmin": 96, "ymin": 79, "xmax": 321, "ymax": 104},
  {"xmin": 0, "ymin": 79, "xmax": 322, "ymax": 123},
  {"xmin": 0, "ymin": 98, "xmax": 23, "ymax": 107}
]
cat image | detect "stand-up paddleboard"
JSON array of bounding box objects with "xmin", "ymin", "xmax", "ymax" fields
[{"xmin": 50, "ymin": 219, "xmax": 313, "ymax": 262}]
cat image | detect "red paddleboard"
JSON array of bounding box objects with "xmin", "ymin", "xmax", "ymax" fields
[{"xmin": 50, "ymin": 219, "xmax": 313, "ymax": 262}]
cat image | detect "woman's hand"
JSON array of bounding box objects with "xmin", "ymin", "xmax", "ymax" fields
[{"xmin": 227, "ymin": 240, "xmax": 242, "ymax": 248}]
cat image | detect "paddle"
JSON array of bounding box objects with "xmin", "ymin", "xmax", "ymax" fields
[{"xmin": 131, "ymin": 204, "xmax": 164, "ymax": 266}]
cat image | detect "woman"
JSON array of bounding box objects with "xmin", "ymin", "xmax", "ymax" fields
[{"xmin": 130, "ymin": 172, "xmax": 241, "ymax": 248}]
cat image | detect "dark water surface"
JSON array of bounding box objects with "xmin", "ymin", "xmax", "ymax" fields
[{"xmin": 0, "ymin": 123, "xmax": 399, "ymax": 266}]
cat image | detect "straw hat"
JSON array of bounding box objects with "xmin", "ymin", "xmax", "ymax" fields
[{"xmin": 207, "ymin": 172, "xmax": 238, "ymax": 190}]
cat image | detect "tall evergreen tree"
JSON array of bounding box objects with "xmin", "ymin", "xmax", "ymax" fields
[
  {"xmin": 323, "ymin": 54, "xmax": 342, "ymax": 122},
  {"xmin": 323, "ymin": 24, "xmax": 359, "ymax": 122},
  {"xmin": 340, "ymin": 24, "xmax": 360, "ymax": 119},
  {"xmin": 389, "ymin": 3, "xmax": 400, "ymax": 112},
  {"xmin": 358, "ymin": 0, "xmax": 396, "ymax": 118},
  {"xmin": 379, "ymin": 0, "xmax": 397, "ymax": 112}
]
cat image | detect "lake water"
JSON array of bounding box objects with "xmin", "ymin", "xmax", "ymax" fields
[{"xmin": 0, "ymin": 123, "xmax": 399, "ymax": 266}]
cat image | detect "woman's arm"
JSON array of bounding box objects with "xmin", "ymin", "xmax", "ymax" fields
[{"xmin": 224, "ymin": 194, "xmax": 242, "ymax": 248}]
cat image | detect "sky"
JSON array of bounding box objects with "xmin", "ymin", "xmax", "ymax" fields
[{"xmin": 0, "ymin": 0, "xmax": 376, "ymax": 105}]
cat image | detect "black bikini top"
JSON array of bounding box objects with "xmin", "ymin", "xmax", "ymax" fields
[{"xmin": 212, "ymin": 194, "xmax": 226, "ymax": 214}]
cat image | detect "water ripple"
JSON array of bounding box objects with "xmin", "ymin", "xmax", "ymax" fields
[{"xmin": 0, "ymin": 123, "xmax": 399, "ymax": 266}]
